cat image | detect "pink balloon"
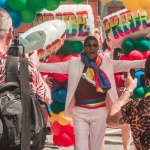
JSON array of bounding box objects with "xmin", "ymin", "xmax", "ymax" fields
[
  {"xmin": 48, "ymin": 73, "xmax": 55, "ymax": 78},
  {"xmin": 119, "ymin": 54, "xmax": 129, "ymax": 60},
  {"xmin": 128, "ymin": 50, "xmax": 143, "ymax": 60},
  {"xmin": 54, "ymin": 73, "xmax": 68, "ymax": 83},
  {"xmin": 143, "ymin": 50, "xmax": 150, "ymax": 59},
  {"xmin": 47, "ymin": 55, "xmax": 62, "ymax": 63},
  {"xmin": 62, "ymin": 55, "xmax": 73, "ymax": 62},
  {"xmin": 51, "ymin": 121, "xmax": 66, "ymax": 136},
  {"xmin": 58, "ymin": 133, "xmax": 73, "ymax": 147},
  {"xmin": 40, "ymin": 72, "xmax": 49, "ymax": 76},
  {"xmin": 71, "ymin": 54, "xmax": 80, "ymax": 57},
  {"xmin": 53, "ymin": 135, "xmax": 61, "ymax": 146},
  {"xmin": 65, "ymin": 131, "xmax": 76, "ymax": 146},
  {"xmin": 66, "ymin": 122, "xmax": 74, "ymax": 135}
]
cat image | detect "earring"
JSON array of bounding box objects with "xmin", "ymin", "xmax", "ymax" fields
[{"xmin": 145, "ymin": 79, "xmax": 150, "ymax": 87}]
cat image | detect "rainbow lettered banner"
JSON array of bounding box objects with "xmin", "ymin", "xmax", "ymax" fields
[
  {"xmin": 102, "ymin": 9, "xmax": 150, "ymax": 49},
  {"xmin": 33, "ymin": 4, "xmax": 94, "ymax": 41}
]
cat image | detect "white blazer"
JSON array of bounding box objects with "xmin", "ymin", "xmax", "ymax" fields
[{"xmin": 39, "ymin": 57, "xmax": 145, "ymax": 116}]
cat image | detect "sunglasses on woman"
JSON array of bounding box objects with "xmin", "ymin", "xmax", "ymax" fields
[{"xmin": 86, "ymin": 43, "xmax": 98, "ymax": 48}]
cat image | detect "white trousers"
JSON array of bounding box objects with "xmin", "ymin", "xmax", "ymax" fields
[{"xmin": 73, "ymin": 106, "xmax": 108, "ymax": 150}]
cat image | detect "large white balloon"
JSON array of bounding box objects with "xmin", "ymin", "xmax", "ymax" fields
[
  {"xmin": 19, "ymin": 20, "xmax": 66, "ymax": 60},
  {"xmin": 33, "ymin": 4, "xmax": 94, "ymax": 41}
]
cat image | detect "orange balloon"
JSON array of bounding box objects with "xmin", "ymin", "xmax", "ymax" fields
[
  {"xmin": 49, "ymin": 111, "xmax": 58, "ymax": 123},
  {"xmin": 138, "ymin": 0, "xmax": 150, "ymax": 10},
  {"xmin": 57, "ymin": 111, "xmax": 72, "ymax": 126},
  {"xmin": 123, "ymin": 0, "xmax": 140, "ymax": 11},
  {"xmin": 146, "ymin": 9, "xmax": 150, "ymax": 18},
  {"xmin": 100, "ymin": 0, "xmax": 111, "ymax": 2}
]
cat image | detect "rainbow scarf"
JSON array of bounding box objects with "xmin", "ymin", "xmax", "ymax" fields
[{"xmin": 81, "ymin": 53, "xmax": 111, "ymax": 93}]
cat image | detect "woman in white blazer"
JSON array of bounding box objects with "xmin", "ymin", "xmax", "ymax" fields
[{"xmin": 39, "ymin": 36, "xmax": 145, "ymax": 150}]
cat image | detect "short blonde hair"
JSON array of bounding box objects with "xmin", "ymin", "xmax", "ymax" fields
[{"xmin": 0, "ymin": 8, "xmax": 12, "ymax": 39}]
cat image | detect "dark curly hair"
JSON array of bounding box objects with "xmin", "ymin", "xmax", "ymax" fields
[{"xmin": 84, "ymin": 36, "xmax": 98, "ymax": 47}]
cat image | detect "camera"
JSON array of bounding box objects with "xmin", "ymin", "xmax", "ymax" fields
[
  {"xmin": 140, "ymin": 74, "xmax": 146, "ymax": 86},
  {"xmin": 7, "ymin": 36, "xmax": 25, "ymax": 57}
]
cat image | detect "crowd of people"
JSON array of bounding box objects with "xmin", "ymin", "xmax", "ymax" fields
[{"xmin": 0, "ymin": 7, "xmax": 150, "ymax": 150}]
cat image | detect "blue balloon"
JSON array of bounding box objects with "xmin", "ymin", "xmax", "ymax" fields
[
  {"xmin": 51, "ymin": 91, "xmax": 56, "ymax": 101},
  {"xmin": 0, "ymin": 0, "xmax": 9, "ymax": 9},
  {"xmin": 55, "ymin": 89, "xmax": 67, "ymax": 103},
  {"xmin": 134, "ymin": 70, "xmax": 145, "ymax": 86},
  {"xmin": 6, "ymin": 8, "xmax": 22, "ymax": 28}
]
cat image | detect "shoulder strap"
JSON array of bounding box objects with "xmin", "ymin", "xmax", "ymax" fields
[
  {"xmin": 6, "ymin": 56, "xmax": 18, "ymax": 82},
  {"xmin": 19, "ymin": 57, "xmax": 31, "ymax": 150},
  {"xmin": 6, "ymin": 56, "xmax": 31, "ymax": 150}
]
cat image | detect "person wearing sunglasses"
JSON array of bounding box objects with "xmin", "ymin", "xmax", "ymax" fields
[{"xmin": 39, "ymin": 36, "xmax": 146, "ymax": 150}]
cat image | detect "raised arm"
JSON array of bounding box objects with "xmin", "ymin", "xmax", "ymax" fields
[
  {"xmin": 26, "ymin": 50, "xmax": 70, "ymax": 74},
  {"xmin": 39, "ymin": 61, "xmax": 69, "ymax": 74},
  {"xmin": 106, "ymin": 70, "xmax": 137, "ymax": 128},
  {"xmin": 113, "ymin": 59, "xmax": 146, "ymax": 73}
]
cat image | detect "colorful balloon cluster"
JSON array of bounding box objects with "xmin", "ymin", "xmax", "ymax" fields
[
  {"xmin": 0, "ymin": 0, "xmax": 84, "ymax": 28},
  {"xmin": 46, "ymin": 55, "xmax": 78, "ymax": 147},
  {"xmin": 41, "ymin": 41, "xmax": 83, "ymax": 147},
  {"xmin": 119, "ymin": 37, "xmax": 150, "ymax": 98}
]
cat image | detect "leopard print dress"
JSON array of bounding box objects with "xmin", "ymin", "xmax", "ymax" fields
[{"xmin": 121, "ymin": 96, "xmax": 150, "ymax": 150}]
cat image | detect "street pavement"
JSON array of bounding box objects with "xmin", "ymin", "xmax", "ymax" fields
[{"xmin": 43, "ymin": 127, "xmax": 134, "ymax": 150}]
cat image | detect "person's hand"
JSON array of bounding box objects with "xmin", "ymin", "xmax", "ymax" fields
[
  {"xmin": 25, "ymin": 50, "xmax": 40, "ymax": 67},
  {"xmin": 124, "ymin": 69, "xmax": 137, "ymax": 91},
  {"xmin": 121, "ymin": 75, "xmax": 125, "ymax": 81},
  {"xmin": 45, "ymin": 76, "xmax": 53, "ymax": 88}
]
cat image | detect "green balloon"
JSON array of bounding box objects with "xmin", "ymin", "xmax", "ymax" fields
[
  {"xmin": 136, "ymin": 38, "xmax": 150, "ymax": 52},
  {"xmin": 45, "ymin": 0, "xmax": 60, "ymax": 11},
  {"xmin": 60, "ymin": 0, "xmax": 68, "ymax": 2},
  {"xmin": 7, "ymin": 0, "xmax": 27, "ymax": 11},
  {"xmin": 27, "ymin": 0, "xmax": 45, "ymax": 12},
  {"xmin": 50, "ymin": 101, "xmax": 65, "ymax": 114},
  {"xmin": 56, "ymin": 41, "xmax": 72, "ymax": 56},
  {"xmin": 132, "ymin": 86, "xmax": 145, "ymax": 99},
  {"xmin": 143, "ymin": 86, "xmax": 150, "ymax": 93},
  {"xmin": 71, "ymin": 0, "xmax": 84, "ymax": 4},
  {"xmin": 71, "ymin": 41, "xmax": 83, "ymax": 54},
  {"xmin": 121, "ymin": 38, "xmax": 136, "ymax": 54},
  {"xmin": 20, "ymin": 8, "xmax": 36, "ymax": 23}
]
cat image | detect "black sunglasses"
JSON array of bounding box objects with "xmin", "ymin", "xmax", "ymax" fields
[{"xmin": 86, "ymin": 43, "xmax": 98, "ymax": 48}]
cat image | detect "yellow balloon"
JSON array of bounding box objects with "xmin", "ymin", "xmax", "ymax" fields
[
  {"xmin": 100, "ymin": 0, "xmax": 111, "ymax": 2},
  {"xmin": 123, "ymin": 0, "xmax": 140, "ymax": 11},
  {"xmin": 146, "ymin": 9, "xmax": 150, "ymax": 18},
  {"xmin": 57, "ymin": 111, "xmax": 72, "ymax": 126},
  {"xmin": 145, "ymin": 92, "xmax": 150, "ymax": 97},
  {"xmin": 49, "ymin": 112, "xmax": 58, "ymax": 123},
  {"xmin": 138, "ymin": 0, "xmax": 150, "ymax": 10}
]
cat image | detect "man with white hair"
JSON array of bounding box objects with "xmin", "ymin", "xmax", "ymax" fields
[{"xmin": 0, "ymin": 8, "xmax": 50, "ymax": 104}]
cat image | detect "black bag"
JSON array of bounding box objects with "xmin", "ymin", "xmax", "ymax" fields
[{"xmin": 0, "ymin": 57, "xmax": 50, "ymax": 150}]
